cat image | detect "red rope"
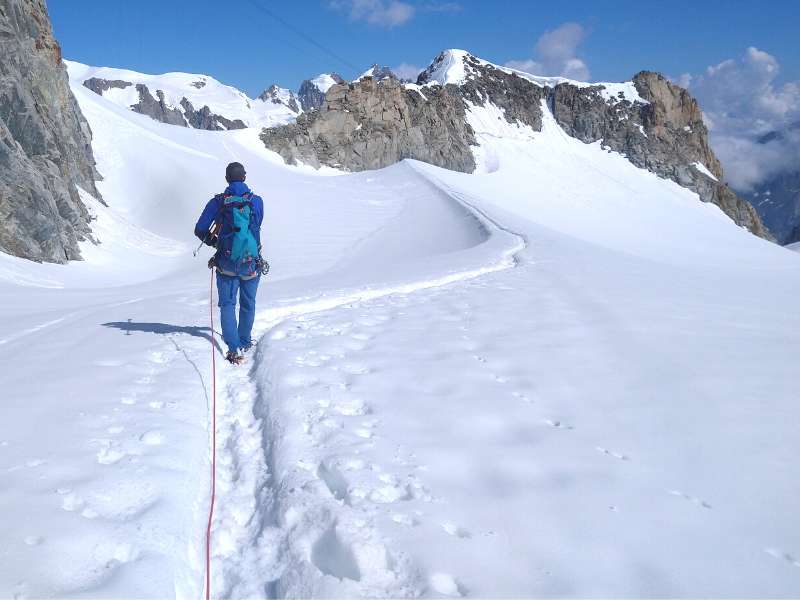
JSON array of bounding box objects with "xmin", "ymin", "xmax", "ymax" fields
[{"xmin": 205, "ymin": 268, "xmax": 217, "ymax": 600}]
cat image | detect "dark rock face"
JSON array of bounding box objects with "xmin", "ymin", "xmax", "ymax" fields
[
  {"xmin": 261, "ymin": 77, "xmax": 476, "ymax": 173},
  {"xmin": 262, "ymin": 51, "xmax": 770, "ymax": 239},
  {"xmin": 0, "ymin": 0, "xmax": 101, "ymax": 262},
  {"xmin": 179, "ymin": 98, "xmax": 245, "ymax": 131},
  {"xmin": 458, "ymin": 55, "xmax": 546, "ymax": 130},
  {"xmin": 297, "ymin": 73, "xmax": 345, "ymax": 112},
  {"xmin": 257, "ymin": 84, "xmax": 300, "ymax": 114},
  {"xmin": 83, "ymin": 77, "xmax": 131, "ymax": 95},
  {"xmin": 132, "ymin": 84, "xmax": 186, "ymax": 126}
]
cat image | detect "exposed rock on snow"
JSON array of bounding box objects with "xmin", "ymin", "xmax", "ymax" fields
[
  {"xmin": 72, "ymin": 63, "xmax": 299, "ymax": 130},
  {"xmin": 261, "ymin": 76, "xmax": 477, "ymax": 173},
  {"xmin": 0, "ymin": 0, "xmax": 101, "ymax": 263},
  {"xmin": 260, "ymin": 49, "xmax": 770, "ymax": 239},
  {"xmin": 83, "ymin": 78, "xmax": 247, "ymax": 131}
]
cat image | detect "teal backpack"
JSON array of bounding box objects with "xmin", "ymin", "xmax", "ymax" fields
[{"xmin": 219, "ymin": 193, "xmax": 259, "ymax": 266}]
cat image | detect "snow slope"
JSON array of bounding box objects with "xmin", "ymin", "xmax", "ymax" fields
[
  {"xmin": 1, "ymin": 62, "xmax": 799, "ymax": 599},
  {"xmin": 67, "ymin": 61, "xmax": 299, "ymax": 129}
]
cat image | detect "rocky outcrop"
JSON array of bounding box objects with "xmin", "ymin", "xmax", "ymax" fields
[
  {"xmin": 261, "ymin": 50, "xmax": 770, "ymax": 239},
  {"xmin": 83, "ymin": 77, "xmax": 131, "ymax": 96},
  {"xmin": 456, "ymin": 55, "xmax": 547, "ymax": 130},
  {"xmin": 297, "ymin": 73, "xmax": 345, "ymax": 112},
  {"xmin": 260, "ymin": 76, "xmax": 476, "ymax": 173},
  {"xmin": 131, "ymin": 84, "xmax": 186, "ymax": 126},
  {"xmin": 0, "ymin": 0, "xmax": 101, "ymax": 262},
  {"xmin": 180, "ymin": 98, "xmax": 245, "ymax": 130}
]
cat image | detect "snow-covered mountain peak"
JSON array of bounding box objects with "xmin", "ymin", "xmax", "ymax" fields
[
  {"xmin": 356, "ymin": 64, "xmax": 398, "ymax": 82},
  {"xmin": 417, "ymin": 49, "xmax": 647, "ymax": 105},
  {"xmin": 67, "ymin": 60, "xmax": 299, "ymax": 130},
  {"xmin": 297, "ymin": 72, "xmax": 346, "ymax": 111},
  {"xmin": 257, "ymin": 84, "xmax": 301, "ymax": 114},
  {"xmin": 417, "ymin": 49, "xmax": 475, "ymax": 86},
  {"xmin": 310, "ymin": 73, "xmax": 344, "ymax": 93}
]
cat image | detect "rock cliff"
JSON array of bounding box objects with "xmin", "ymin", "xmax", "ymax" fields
[
  {"xmin": 0, "ymin": 0, "xmax": 101, "ymax": 262},
  {"xmin": 261, "ymin": 76, "xmax": 476, "ymax": 173}
]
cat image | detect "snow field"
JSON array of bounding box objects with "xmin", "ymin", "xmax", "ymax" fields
[{"xmin": 1, "ymin": 56, "xmax": 799, "ymax": 599}]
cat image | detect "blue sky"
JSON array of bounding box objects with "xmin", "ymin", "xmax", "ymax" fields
[{"xmin": 50, "ymin": 0, "xmax": 799, "ymax": 97}]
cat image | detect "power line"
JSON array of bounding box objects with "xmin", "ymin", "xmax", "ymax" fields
[{"xmin": 244, "ymin": 0, "xmax": 361, "ymax": 74}]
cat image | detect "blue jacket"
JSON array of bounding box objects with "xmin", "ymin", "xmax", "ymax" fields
[{"xmin": 194, "ymin": 181, "xmax": 264, "ymax": 275}]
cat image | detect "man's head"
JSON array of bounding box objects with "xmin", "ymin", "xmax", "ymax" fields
[{"xmin": 225, "ymin": 162, "xmax": 246, "ymax": 183}]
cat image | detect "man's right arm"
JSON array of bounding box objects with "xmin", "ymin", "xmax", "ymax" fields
[{"xmin": 194, "ymin": 196, "xmax": 221, "ymax": 243}]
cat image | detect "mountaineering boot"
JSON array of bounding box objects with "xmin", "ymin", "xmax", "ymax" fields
[{"xmin": 225, "ymin": 350, "xmax": 244, "ymax": 365}]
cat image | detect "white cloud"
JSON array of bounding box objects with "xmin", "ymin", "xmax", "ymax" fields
[
  {"xmin": 505, "ymin": 22, "xmax": 590, "ymax": 81},
  {"xmin": 329, "ymin": 0, "xmax": 416, "ymax": 27},
  {"xmin": 392, "ymin": 62, "xmax": 423, "ymax": 81},
  {"xmin": 684, "ymin": 47, "xmax": 800, "ymax": 191},
  {"xmin": 420, "ymin": 1, "xmax": 462, "ymax": 12}
]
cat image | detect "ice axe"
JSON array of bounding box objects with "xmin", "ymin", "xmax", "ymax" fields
[{"xmin": 193, "ymin": 222, "xmax": 221, "ymax": 257}]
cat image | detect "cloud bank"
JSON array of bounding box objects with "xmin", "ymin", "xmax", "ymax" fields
[
  {"xmin": 329, "ymin": 0, "xmax": 416, "ymax": 27},
  {"xmin": 505, "ymin": 22, "xmax": 590, "ymax": 81},
  {"xmin": 680, "ymin": 47, "xmax": 800, "ymax": 191},
  {"xmin": 329, "ymin": 0, "xmax": 461, "ymax": 27}
]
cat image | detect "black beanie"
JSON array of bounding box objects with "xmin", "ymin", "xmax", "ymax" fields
[{"xmin": 225, "ymin": 162, "xmax": 246, "ymax": 183}]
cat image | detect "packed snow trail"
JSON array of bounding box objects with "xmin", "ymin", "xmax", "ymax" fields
[{"xmin": 207, "ymin": 168, "xmax": 526, "ymax": 599}]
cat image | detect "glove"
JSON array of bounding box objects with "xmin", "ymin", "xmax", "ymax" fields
[
  {"xmin": 207, "ymin": 255, "xmax": 217, "ymax": 270},
  {"xmin": 205, "ymin": 234, "xmax": 218, "ymax": 247}
]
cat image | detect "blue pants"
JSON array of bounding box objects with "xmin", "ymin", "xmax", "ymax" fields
[{"xmin": 216, "ymin": 273, "xmax": 260, "ymax": 353}]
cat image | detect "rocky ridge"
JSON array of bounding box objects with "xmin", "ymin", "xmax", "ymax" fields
[
  {"xmin": 259, "ymin": 50, "xmax": 770, "ymax": 239},
  {"xmin": 0, "ymin": 0, "xmax": 101, "ymax": 262}
]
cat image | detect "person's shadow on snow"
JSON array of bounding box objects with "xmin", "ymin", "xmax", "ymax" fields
[{"xmin": 102, "ymin": 321, "xmax": 224, "ymax": 355}]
